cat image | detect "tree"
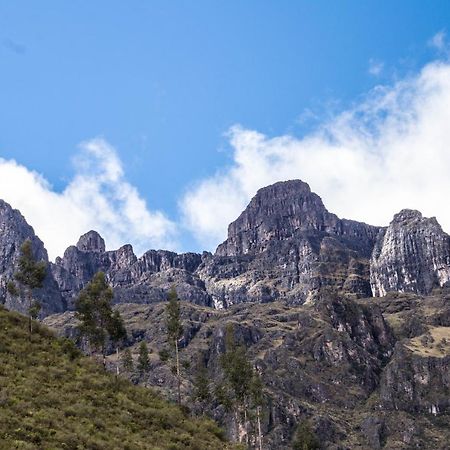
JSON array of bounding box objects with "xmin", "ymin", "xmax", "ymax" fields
[
  {"xmin": 109, "ymin": 310, "xmax": 127, "ymax": 376},
  {"xmin": 121, "ymin": 347, "xmax": 134, "ymax": 373},
  {"xmin": 166, "ymin": 286, "xmax": 183, "ymax": 405},
  {"xmin": 250, "ymin": 372, "xmax": 264, "ymax": 450},
  {"xmin": 220, "ymin": 323, "xmax": 264, "ymax": 447},
  {"xmin": 137, "ymin": 341, "xmax": 150, "ymax": 384},
  {"xmin": 192, "ymin": 359, "xmax": 210, "ymax": 409},
  {"xmin": 9, "ymin": 239, "xmax": 46, "ymax": 338},
  {"xmin": 292, "ymin": 420, "xmax": 320, "ymax": 450},
  {"xmin": 75, "ymin": 271, "xmax": 121, "ymax": 368}
]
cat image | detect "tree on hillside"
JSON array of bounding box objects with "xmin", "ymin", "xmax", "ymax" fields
[
  {"xmin": 109, "ymin": 310, "xmax": 127, "ymax": 376},
  {"xmin": 75, "ymin": 271, "xmax": 125, "ymax": 369},
  {"xmin": 137, "ymin": 341, "xmax": 151, "ymax": 385},
  {"xmin": 220, "ymin": 323, "xmax": 264, "ymax": 447},
  {"xmin": 120, "ymin": 347, "xmax": 134, "ymax": 373},
  {"xmin": 192, "ymin": 358, "xmax": 211, "ymax": 411},
  {"xmin": 8, "ymin": 239, "xmax": 46, "ymax": 338},
  {"xmin": 166, "ymin": 286, "xmax": 183, "ymax": 405},
  {"xmin": 250, "ymin": 372, "xmax": 264, "ymax": 450},
  {"xmin": 292, "ymin": 420, "xmax": 320, "ymax": 450}
]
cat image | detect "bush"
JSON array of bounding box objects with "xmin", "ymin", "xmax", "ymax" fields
[{"xmin": 292, "ymin": 420, "xmax": 320, "ymax": 450}]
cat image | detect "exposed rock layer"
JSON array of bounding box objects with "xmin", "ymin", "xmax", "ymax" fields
[{"xmin": 370, "ymin": 209, "xmax": 450, "ymax": 296}]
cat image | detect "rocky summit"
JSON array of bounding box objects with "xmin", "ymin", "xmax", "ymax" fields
[{"xmin": 1, "ymin": 179, "xmax": 450, "ymax": 449}]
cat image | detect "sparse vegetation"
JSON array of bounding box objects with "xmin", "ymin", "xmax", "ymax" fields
[
  {"xmin": 8, "ymin": 239, "xmax": 46, "ymax": 338},
  {"xmin": 292, "ymin": 420, "xmax": 320, "ymax": 450},
  {"xmin": 0, "ymin": 305, "xmax": 232, "ymax": 449},
  {"xmin": 166, "ymin": 286, "xmax": 184, "ymax": 405}
]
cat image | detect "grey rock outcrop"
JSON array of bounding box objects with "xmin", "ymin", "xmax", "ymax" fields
[
  {"xmin": 370, "ymin": 209, "xmax": 450, "ymax": 297},
  {"xmin": 201, "ymin": 180, "xmax": 381, "ymax": 307},
  {"xmin": 49, "ymin": 180, "xmax": 383, "ymax": 310},
  {"xmin": 52, "ymin": 237, "xmax": 208, "ymax": 309},
  {"xmin": 0, "ymin": 200, "xmax": 64, "ymax": 315}
]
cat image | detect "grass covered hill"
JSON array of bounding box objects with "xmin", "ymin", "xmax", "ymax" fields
[{"xmin": 0, "ymin": 306, "xmax": 233, "ymax": 450}]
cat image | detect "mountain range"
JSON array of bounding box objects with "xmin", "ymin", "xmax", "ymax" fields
[{"xmin": 0, "ymin": 179, "xmax": 449, "ymax": 449}]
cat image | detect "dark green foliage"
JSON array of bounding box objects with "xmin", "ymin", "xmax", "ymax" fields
[
  {"xmin": 249, "ymin": 372, "xmax": 264, "ymax": 408},
  {"xmin": 292, "ymin": 420, "xmax": 320, "ymax": 450},
  {"xmin": 193, "ymin": 361, "xmax": 211, "ymax": 404},
  {"xmin": 121, "ymin": 348, "xmax": 134, "ymax": 372},
  {"xmin": 109, "ymin": 310, "xmax": 127, "ymax": 346},
  {"xmin": 159, "ymin": 347, "xmax": 170, "ymax": 362},
  {"xmin": 0, "ymin": 306, "xmax": 232, "ymax": 449},
  {"xmin": 14, "ymin": 240, "xmax": 46, "ymax": 290},
  {"xmin": 165, "ymin": 286, "xmax": 184, "ymax": 404},
  {"xmin": 219, "ymin": 323, "xmax": 266, "ymax": 446},
  {"xmin": 75, "ymin": 272, "xmax": 113, "ymax": 354},
  {"xmin": 220, "ymin": 324, "xmax": 253, "ymax": 404},
  {"xmin": 137, "ymin": 341, "xmax": 150, "ymax": 376},
  {"xmin": 9, "ymin": 239, "xmax": 47, "ymax": 337},
  {"xmin": 59, "ymin": 337, "xmax": 81, "ymax": 360},
  {"xmin": 7, "ymin": 280, "xmax": 18, "ymax": 296},
  {"xmin": 75, "ymin": 272, "xmax": 126, "ymax": 370}
]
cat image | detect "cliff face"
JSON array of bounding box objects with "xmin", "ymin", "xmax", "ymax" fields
[
  {"xmin": 0, "ymin": 200, "xmax": 63, "ymax": 315},
  {"xmin": 44, "ymin": 290, "xmax": 450, "ymax": 449},
  {"xmin": 52, "ymin": 230, "xmax": 208, "ymax": 309},
  {"xmin": 202, "ymin": 180, "xmax": 380, "ymax": 307},
  {"xmin": 216, "ymin": 180, "xmax": 378, "ymax": 258},
  {"xmin": 370, "ymin": 209, "xmax": 450, "ymax": 297},
  {"xmin": 2, "ymin": 179, "xmax": 450, "ymax": 449},
  {"xmin": 4, "ymin": 180, "xmax": 450, "ymax": 310},
  {"xmin": 47, "ymin": 180, "xmax": 382, "ymax": 310}
]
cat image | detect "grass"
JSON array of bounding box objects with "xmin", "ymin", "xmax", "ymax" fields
[
  {"xmin": 0, "ymin": 306, "xmax": 233, "ymax": 450},
  {"xmin": 405, "ymin": 326, "xmax": 450, "ymax": 357}
]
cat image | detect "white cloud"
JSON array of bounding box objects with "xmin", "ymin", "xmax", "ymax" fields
[
  {"xmin": 368, "ymin": 58, "xmax": 384, "ymax": 76},
  {"xmin": 429, "ymin": 31, "xmax": 447, "ymax": 51},
  {"xmin": 181, "ymin": 59, "xmax": 450, "ymax": 251},
  {"xmin": 0, "ymin": 138, "xmax": 177, "ymax": 260}
]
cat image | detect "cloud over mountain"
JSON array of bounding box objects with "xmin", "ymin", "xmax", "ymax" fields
[
  {"xmin": 0, "ymin": 139, "xmax": 177, "ymax": 260},
  {"xmin": 181, "ymin": 58, "xmax": 450, "ymax": 250}
]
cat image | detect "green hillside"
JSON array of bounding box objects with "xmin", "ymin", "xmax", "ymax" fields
[{"xmin": 0, "ymin": 306, "xmax": 232, "ymax": 450}]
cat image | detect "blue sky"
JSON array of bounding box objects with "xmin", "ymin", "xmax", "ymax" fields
[{"xmin": 2, "ymin": 1, "xmax": 450, "ymax": 259}]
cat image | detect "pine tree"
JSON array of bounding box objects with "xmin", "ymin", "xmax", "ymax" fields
[
  {"xmin": 121, "ymin": 347, "xmax": 134, "ymax": 373},
  {"xmin": 250, "ymin": 372, "xmax": 264, "ymax": 450},
  {"xmin": 292, "ymin": 420, "xmax": 320, "ymax": 450},
  {"xmin": 9, "ymin": 239, "xmax": 46, "ymax": 338},
  {"xmin": 193, "ymin": 359, "xmax": 210, "ymax": 409},
  {"xmin": 166, "ymin": 286, "xmax": 183, "ymax": 405},
  {"xmin": 220, "ymin": 323, "xmax": 259, "ymax": 446},
  {"xmin": 109, "ymin": 310, "xmax": 127, "ymax": 376},
  {"xmin": 75, "ymin": 271, "xmax": 114, "ymax": 368},
  {"xmin": 137, "ymin": 341, "xmax": 150, "ymax": 384}
]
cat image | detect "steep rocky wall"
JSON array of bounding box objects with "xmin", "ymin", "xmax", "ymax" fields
[
  {"xmin": 370, "ymin": 210, "xmax": 450, "ymax": 297},
  {"xmin": 0, "ymin": 200, "xmax": 64, "ymax": 315}
]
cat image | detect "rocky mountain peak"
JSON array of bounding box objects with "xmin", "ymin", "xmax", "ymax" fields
[
  {"xmin": 392, "ymin": 208, "xmax": 436, "ymax": 225},
  {"xmin": 0, "ymin": 199, "xmax": 63, "ymax": 315},
  {"xmin": 370, "ymin": 209, "xmax": 450, "ymax": 296},
  {"xmin": 76, "ymin": 230, "xmax": 106, "ymax": 253},
  {"xmin": 216, "ymin": 179, "xmax": 341, "ymax": 256}
]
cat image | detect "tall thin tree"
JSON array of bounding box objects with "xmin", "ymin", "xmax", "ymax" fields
[
  {"xmin": 137, "ymin": 341, "xmax": 151, "ymax": 385},
  {"xmin": 8, "ymin": 239, "xmax": 46, "ymax": 338},
  {"xmin": 166, "ymin": 286, "xmax": 183, "ymax": 405},
  {"xmin": 109, "ymin": 310, "xmax": 127, "ymax": 376},
  {"xmin": 75, "ymin": 271, "xmax": 117, "ymax": 368}
]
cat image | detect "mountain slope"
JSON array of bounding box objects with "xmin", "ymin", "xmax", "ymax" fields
[
  {"xmin": 44, "ymin": 289, "xmax": 450, "ymax": 449},
  {"xmin": 0, "ymin": 306, "xmax": 232, "ymax": 450}
]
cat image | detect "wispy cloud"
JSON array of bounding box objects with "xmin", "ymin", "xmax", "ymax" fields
[
  {"xmin": 0, "ymin": 139, "xmax": 177, "ymax": 259},
  {"xmin": 429, "ymin": 30, "xmax": 447, "ymax": 51},
  {"xmin": 181, "ymin": 58, "xmax": 450, "ymax": 250},
  {"xmin": 2, "ymin": 37, "xmax": 26, "ymax": 55},
  {"xmin": 368, "ymin": 58, "xmax": 384, "ymax": 76}
]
